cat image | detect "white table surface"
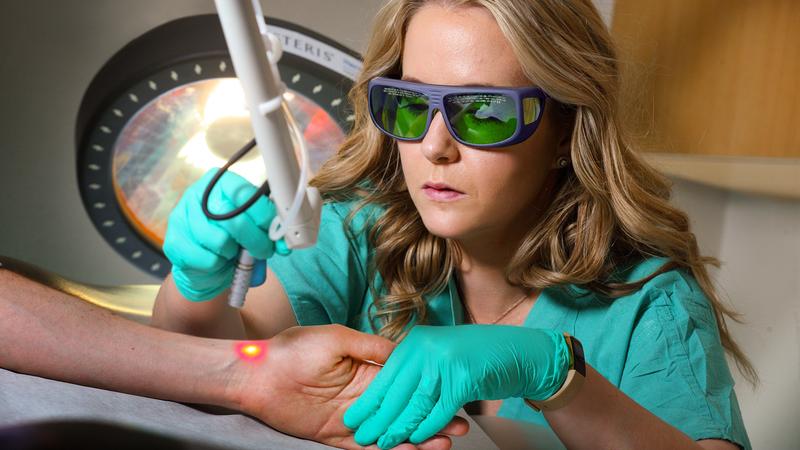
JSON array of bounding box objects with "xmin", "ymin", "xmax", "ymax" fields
[{"xmin": 0, "ymin": 368, "xmax": 500, "ymax": 450}]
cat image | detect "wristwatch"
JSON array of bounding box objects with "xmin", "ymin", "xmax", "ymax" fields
[{"xmin": 525, "ymin": 333, "xmax": 586, "ymax": 412}]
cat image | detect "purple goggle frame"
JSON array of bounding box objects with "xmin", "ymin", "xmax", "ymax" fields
[{"xmin": 367, "ymin": 76, "xmax": 549, "ymax": 148}]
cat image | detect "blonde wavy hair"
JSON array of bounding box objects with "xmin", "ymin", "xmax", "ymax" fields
[{"xmin": 312, "ymin": 0, "xmax": 757, "ymax": 385}]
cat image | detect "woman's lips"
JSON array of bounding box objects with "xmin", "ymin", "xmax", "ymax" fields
[{"xmin": 422, "ymin": 183, "xmax": 466, "ymax": 202}]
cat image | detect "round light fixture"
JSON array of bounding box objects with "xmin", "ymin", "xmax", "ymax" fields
[{"xmin": 76, "ymin": 15, "xmax": 360, "ymax": 277}]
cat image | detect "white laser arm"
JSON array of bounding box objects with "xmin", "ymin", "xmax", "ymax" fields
[{"xmin": 214, "ymin": 0, "xmax": 322, "ymax": 308}]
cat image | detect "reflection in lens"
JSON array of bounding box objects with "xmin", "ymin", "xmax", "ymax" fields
[
  {"xmin": 445, "ymin": 93, "xmax": 517, "ymax": 145},
  {"xmin": 372, "ymin": 85, "xmax": 429, "ymax": 139},
  {"xmin": 111, "ymin": 78, "xmax": 344, "ymax": 248},
  {"xmin": 523, "ymin": 97, "xmax": 542, "ymax": 125}
]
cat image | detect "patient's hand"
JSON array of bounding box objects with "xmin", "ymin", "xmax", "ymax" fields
[{"xmin": 228, "ymin": 324, "xmax": 468, "ymax": 449}]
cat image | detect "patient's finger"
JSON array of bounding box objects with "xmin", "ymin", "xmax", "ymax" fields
[
  {"xmin": 340, "ymin": 434, "xmax": 453, "ymax": 450},
  {"xmin": 438, "ymin": 415, "xmax": 469, "ymax": 436},
  {"xmin": 337, "ymin": 326, "xmax": 396, "ymax": 365},
  {"xmin": 339, "ymin": 438, "xmax": 418, "ymax": 450},
  {"xmin": 416, "ymin": 434, "xmax": 453, "ymax": 450},
  {"xmin": 386, "ymin": 417, "xmax": 466, "ymax": 449},
  {"xmin": 382, "ymin": 436, "xmax": 451, "ymax": 450}
]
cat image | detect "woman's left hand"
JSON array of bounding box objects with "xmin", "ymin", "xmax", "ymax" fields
[{"xmin": 343, "ymin": 325, "xmax": 571, "ymax": 449}]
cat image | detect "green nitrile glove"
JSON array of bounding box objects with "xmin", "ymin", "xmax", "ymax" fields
[
  {"xmin": 343, "ymin": 325, "xmax": 571, "ymax": 449},
  {"xmin": 163, "ymin": 169, "xmax": 278, "ymax": 301}
]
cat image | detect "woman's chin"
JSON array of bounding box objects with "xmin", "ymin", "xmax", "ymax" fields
[{"xmin": 419, "ymin": 215, "xmax": 473, "ymax": 240}]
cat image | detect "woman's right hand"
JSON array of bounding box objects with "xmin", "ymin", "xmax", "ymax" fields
[
  {"xmin": 227, "ymin": 324, "xmax": 469, "ymax": 450},
  {"xmin": 163, "ymin": 169, "xmax": 276, "ymax": 301}
]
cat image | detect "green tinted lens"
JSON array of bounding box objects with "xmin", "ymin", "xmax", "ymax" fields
[
  {"xmin": 371, "ymin": 86, "xmax": 429, "ymax": 139},
  {"xmin": 444, "ymin": 93, "xmax": 517, "ymax": 145}
]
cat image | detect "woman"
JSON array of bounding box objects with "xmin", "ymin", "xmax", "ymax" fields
[{"xmin": 155, "ymin": 0, "xmax": 755, "ymax": 449}]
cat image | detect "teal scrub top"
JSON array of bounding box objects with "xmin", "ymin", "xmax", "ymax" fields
[{"xmin": 269, "ymin": 200, "xmax": 751, "ymax": 449}]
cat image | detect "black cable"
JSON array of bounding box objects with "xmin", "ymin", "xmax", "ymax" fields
[{"xmin": 201, "ymin": 138, "xmax": 271, "ymax": 221}]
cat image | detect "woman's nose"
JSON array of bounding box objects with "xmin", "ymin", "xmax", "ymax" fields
[{"xmin": 420, "ymin": 111, "xmax": 459, "ymax": 164}]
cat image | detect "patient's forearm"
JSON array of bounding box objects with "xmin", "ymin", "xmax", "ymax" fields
[
  {"xmin": 0, "ymin": 271, "xmax": 467, "ymax": 449},
  {"xmin": 0, "ymin": 269, "xmax": 240, "ymax": 410}
]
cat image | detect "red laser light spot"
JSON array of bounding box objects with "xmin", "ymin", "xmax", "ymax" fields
[{"xmin": 235, "ymin": 341, "xmax": 267, "ymax": 362}]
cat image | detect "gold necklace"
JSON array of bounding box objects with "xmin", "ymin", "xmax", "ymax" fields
[{"xmin": 462, "ymin": 292, "xmax": 529, "ymax": 325}]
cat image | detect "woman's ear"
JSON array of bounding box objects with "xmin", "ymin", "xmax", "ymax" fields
[
  {"xmin": 552, "ymin": 103, "xmax": 575, "ymax": 167},
  {"xmin": 557, "ymin": 103, "xmax": 576, "ymax": 153}
]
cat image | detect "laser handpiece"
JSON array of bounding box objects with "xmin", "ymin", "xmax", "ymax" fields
[{"xmin": 211, "ymin": 0, "xmax": 322, "ymax": 308}]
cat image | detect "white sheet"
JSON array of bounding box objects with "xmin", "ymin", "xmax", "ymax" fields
[{"xmin": 0, "ymin": 368, "xmax": 498, "ymax": 450}]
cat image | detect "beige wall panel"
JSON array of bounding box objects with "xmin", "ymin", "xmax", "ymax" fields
[{"xmin": 612, "ymin": 0, "xmax": 800, "ymax": 158}]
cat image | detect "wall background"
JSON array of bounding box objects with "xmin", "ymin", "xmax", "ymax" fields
[
  {"xmin": 0, "ymin": 0, "xmax": 797, "ymax": 448},
  {"xmin": 0, "ymin": 0, "xmax": 385, "ymax": 285},
  {"xmin": 670, "ymin": 180, "xmax": 799, "ymax": 449}
]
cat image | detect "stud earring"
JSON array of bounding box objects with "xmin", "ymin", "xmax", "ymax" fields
[{"xmin": 556, "ymin": 156, "xmax": 570, "ymax": 168}]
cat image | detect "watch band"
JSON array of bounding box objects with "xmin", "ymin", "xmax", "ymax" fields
[{"xmin": 525, "ymin": 333, "xmax": 586, "ymax": 412}]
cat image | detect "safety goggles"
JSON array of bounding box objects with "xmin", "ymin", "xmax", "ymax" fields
[{"xmin": 368, "ymin": 77, "xmax": 548, "ymax": 148}]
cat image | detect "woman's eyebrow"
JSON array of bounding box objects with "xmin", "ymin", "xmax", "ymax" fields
[
  {"xmin": 401, "ymin": 75, "xmax": 426, "ymax": 83},
  {"xmin": 400, "ymin": 75, "xmax": 496, "ymax": 87}
]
